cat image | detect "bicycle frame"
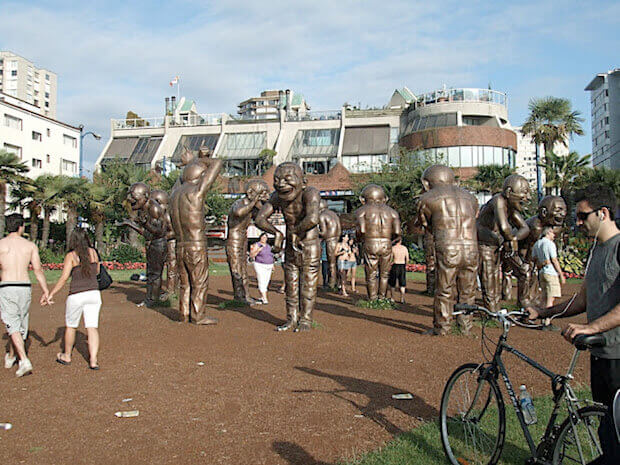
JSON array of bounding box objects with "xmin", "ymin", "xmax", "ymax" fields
[{"xmin": 483, "ymin": 329, "xmax": 585, "ymax": 460}]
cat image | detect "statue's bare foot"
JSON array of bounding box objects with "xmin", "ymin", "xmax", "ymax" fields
[
  {"xmin": 179, "ymin": 314, "xmax": 190, "ymax": 323},
  {"xmin": 275, "ymin": 321, "xmax": 296, "ymax": 332},
  {"xmin": 295, "ymin": 321, "xmax": 312, "ymax": 332},
  {"xmin": 196, "ymin": 316, "xmax": 218, "ymax": 325}
]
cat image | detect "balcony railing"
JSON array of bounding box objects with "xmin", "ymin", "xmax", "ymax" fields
[
  {"xmin": 169, "ymin": 113, "xmax": 223, "ymax": 127},
  {"xmin": 286, "ymin": 110, "xmax": 341, "ymax": 122},
  {"xmin": 415, "ymin": 88, "xmax": 507, "ymax": 107},
  {"xmin": 112, "ymin": 117, "xmax": 165, "ymax": 129}
]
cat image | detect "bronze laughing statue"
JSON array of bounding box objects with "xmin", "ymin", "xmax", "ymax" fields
[
  {"xmin": 150, "ymin": 189, "xmax": 177, "ymax": 295},
  {"xmin": 518, "ymin": 195, "xmax": 567, "ymax": 305},
  {"xmin": 226, "ymin": 179, "xmax": 270, "ymax": 303},
  {"xmin": 169, "ymin": 148, "xmax": 223, "ymax": 324},
  {"xmin": 118, "ymin": 183, "xmax": 167, "ymax": 308},
  {"xmin": 318, "ymin": 199, "xmax": 341, "ymax": 289},
  {"xmin": 354, "ymin": 184, "xmax": 401, "ymax": 300},
  {"xmin": 416, "ymin": 165, "xmax": 479, "ymax": 336},
  {"xmin": 254, "ymin": 163, "xmax": 321, "ymax": 332},
  {"xmin": 477, "ymin": 174, "xmax": 531, "ymax": 313}
]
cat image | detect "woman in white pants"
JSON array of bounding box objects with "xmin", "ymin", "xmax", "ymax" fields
[
  {"xmin": 47, "ymin": 229, "xmax": 102, "ymax": 370},
  {"xmin": 250, "ymin": 233, "xmax": 274, "ymax": 304}
]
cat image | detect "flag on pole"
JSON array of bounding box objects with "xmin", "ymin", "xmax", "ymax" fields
[{"xmin": 169, "ymin": 76, "xmax": 179, "ymax": 87}]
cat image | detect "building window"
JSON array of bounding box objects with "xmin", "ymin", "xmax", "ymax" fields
[
  {"xmin": 4, "ymin": 114, "xmax": 23, "ymax": 130},
  {"xmin": 223, "ymin": 159, "xmax": 261, "ymax": 176},
  {"xmin": 32, "ymin": 131, "xmax": 42, "ymax": 141},
  {"xmin": 47, "ymin": 128, "xmax": 51, "ymax": 137},
  {"xmin": 45, "ymin": 101, "xmax": 49, "ymax": 108},
  {"xmin": 32, "ymin": 158, "xmax": 42, "ymax": 168},
  {"xmin": 46, "ymin": 154, "xmax": 50, "ymax": 163},
  {"xmin": 61, "ymin": 159, "xmax": 77, "ymax": 173},
  {"xmin": 301, "ymin": 160, "xmax": 332, "ymax": 175},
  {"xmin": 45, "ymin": 92, "xmax": 49, "ymax": 99},
  {"xmin": 390, "ymin": 127, "xmax": 399, "ymax": 144},
  {"xmin": 45, "ymin": 74, "xmax": 50, "ymax": 81},
  {"xmin": 11, "ymin": 70, "xmax": 17, "ymax": 77},
  {"xmin": 34, "ymin": 99, "xmax": 39, "ymax": 106},
  {"xmin": 3, "ymin": 143, "xmax": 22, "ymax": 159},
  {"xmin": 63, "ymin": 134, "xmax": 77, "ymax": 148}
]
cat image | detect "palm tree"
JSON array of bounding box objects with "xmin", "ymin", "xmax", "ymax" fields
[
  {"xmin": 540, "ymin": 151, "xmax": 591, "ymax": 195},
  {"xmin": 85, "ymin": 180, "xmax": 115, "ymax": 249},
  {"xmin": 9, "ymin": 174, "xmax": 59, "ymax": 244},
  {"xmin": 53, "ymin": 176, "xmax": 88, "ymax": 247},
  {"xmin": 521, "ymin": 97, "xmax": 585, "ymax": 157},
  {"xmin": 466, "ymin": 164, "xmax": 516, "ymax": 194},
  {"xmin": 577, "ymin": 166, "xmax": 620, "ymax": 198},
  {"xmin": 0, "ymin": 150, "xmax": 30, "ymax": 236}
]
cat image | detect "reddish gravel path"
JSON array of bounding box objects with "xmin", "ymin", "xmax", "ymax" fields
[{"xmin": 0, "ymin": 272, "xmax": 587, "ymax": 465}]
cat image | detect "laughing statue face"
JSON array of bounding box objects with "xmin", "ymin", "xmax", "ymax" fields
[
  {"xmin": 502, "ymin": 175, "xmax": 530, "ymax": 213},
  {"xmin": 127, "ymin": 183, "xmax": 150, "ymax": 211},
  {"xmin": 539, "ymin": 196, "xmax": 567, "ymax": 226},
  {"xmin": 274, "ymin": 163, "xmax": 305, "ymax": 201}
]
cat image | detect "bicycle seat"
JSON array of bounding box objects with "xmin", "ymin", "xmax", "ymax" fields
[{"xmin": 573, "ymin": 334, "xmax": 606, "ymax": 350}]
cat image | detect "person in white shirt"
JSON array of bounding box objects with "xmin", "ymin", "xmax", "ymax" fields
[{"xmin": 532, "ymin": 226, "xmax": 565, "ymax": 308}]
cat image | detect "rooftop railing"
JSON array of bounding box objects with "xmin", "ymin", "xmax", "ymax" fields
[
  {"xmin": 169, "ymin": 113, "xmax": 223, "ymax": 127},
  {"xmin": 286, "ymin": 110, "xmax": 341, "ymax": 121},
  {"xmin": 112, "ymin": 117, "xmax": 165, "ymax": 129},
  {"xmin": 415, "ymin": 88, "xmax": 507, "ymax": 107}
]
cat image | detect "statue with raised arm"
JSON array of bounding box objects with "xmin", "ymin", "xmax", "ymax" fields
[
  {"xmin": 150, "ymin": 189, "xmax": 177, "ymax": 295},
  {"xmin": 118, "ymin": 183, "xmax": 167, "ymax": 308},
  {"xmin": 254, "ymin": 163, "xmax": 321, "ymax": 332},
  {"xmin": 354, "ymin": 184, "xmax": 401, "ymax": 300},
  {"xmin": 518, "ymin": 195, "xmax": 567, "ymax": 305},
  {"xmin": 477, "ymin": 174, "xmax": 531, "ymax": 313},
  {"xmin": 169, "ymin": 148, "xmax": 223, "ymax": 324},
  {"xmin": 417, "ymin": 165, "xmax": 479, "ymax": 335},
  {"xmin": 318, "ymin": 199, "xmax": 341, "ymax": 289},
  {"xmin": 226, "ymin": 179, "xmax": 270, "ymax": 303}
]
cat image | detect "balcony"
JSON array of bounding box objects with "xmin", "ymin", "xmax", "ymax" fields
[
  {"xmin": 415, "ymin": 88, "xmax": 507, "ymax": 107},
  {"xmin": 112, "ymin": 117, "xmax": 165, "ymax": 129},
  {"xmin": 169, "ymin": 113, "xmax": 223, "ymax": 127},
  {"xmin": 286, "ymin": 110, "xmax": 341, "ymax": 121}
]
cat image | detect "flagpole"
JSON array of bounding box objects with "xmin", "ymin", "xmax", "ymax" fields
[{"xmin": 177, "ymin": 77, "xmax": 180, "ymax": 101}]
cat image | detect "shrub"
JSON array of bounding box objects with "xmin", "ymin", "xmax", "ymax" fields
[
  {"xmin": 408, "ymin": 245, "xmax": 426, "ymax": 264},
  {"xmin": 559, "ymin": 247, "xmax": 585, "ymax": 275},
  {"xmin": 39, "ymin": 247, "xmax": 66, "ymax": 264},
  {"xmin": 105, "ymin": 244, "xmax": 145, "ymax": 262}
]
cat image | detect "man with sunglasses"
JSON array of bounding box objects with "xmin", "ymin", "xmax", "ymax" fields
[{"xmin": 528, "ymin": 183, "xmax": 619, "ymax": 463}]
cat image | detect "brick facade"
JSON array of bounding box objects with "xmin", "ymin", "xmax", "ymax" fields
[{"xmin": 400, "ymin": 125, "xmax": 517, "ymax": 150}]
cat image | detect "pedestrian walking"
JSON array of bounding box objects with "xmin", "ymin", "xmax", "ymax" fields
[{"xmin": 250, "ymin": 233, "xmax": 274, "ymax": 304}]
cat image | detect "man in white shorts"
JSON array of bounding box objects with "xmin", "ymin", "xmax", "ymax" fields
[
  {"xmin": 532, "ymin": 226, "xmax": 565, "ymax": 308},
  {"xmin": 0, "ymin": 214, "xmax": 50, "ymax": 377}
]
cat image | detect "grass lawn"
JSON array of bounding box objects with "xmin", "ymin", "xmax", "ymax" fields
[{"xmin": 345, "ymin": 390, "xmax": 592, "ymax": 465}]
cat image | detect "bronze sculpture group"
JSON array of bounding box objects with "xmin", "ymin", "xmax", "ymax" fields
[{"xmin": 118, "ymin": 155, "xmax": 565, "ymax": 335}]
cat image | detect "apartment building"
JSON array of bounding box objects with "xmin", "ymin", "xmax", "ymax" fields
[
  {"xmin": 1, "ymin": 91, "xmax": 80, "ymax": 179},
  {"xmin": 585, "ymin": 69, "xmax": 619, "ymax": 170},
  {"xmin": 237, "ymin": 89, "xmax": 309, "ymax": 120},
  {"xmin": 0, "ymin": 51, "xmax": 58, "ymax": 119}
]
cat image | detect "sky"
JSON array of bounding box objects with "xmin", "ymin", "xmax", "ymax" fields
[{"xmin": 1, "ymin": 0, "xmax": 618, "ymax": 176}]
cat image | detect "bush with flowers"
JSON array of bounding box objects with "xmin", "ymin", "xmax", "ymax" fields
[{"xmin": 36, "ymin": 261, "xmax": 146, "ymax": 271}]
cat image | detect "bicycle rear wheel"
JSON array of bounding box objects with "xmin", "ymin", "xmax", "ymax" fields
[
  {"xmin": 440, "ymin": 363, "xmax": 505, "ymax": 465},
  {"xmin": 552, "ymin": 405, "xmax": 606, "ymax": 464}
]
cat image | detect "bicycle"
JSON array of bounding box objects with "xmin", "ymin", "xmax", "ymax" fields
[{"xmin": 439, "ymin": 303, "xmax": 607, "ymax": 465}]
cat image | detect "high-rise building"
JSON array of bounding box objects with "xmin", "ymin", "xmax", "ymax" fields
[
  {"xmin": 0, "ymin": 51, "xmax": 58, "ymax": 119},
  {"xmin": 585, "ymin": 69, "xmax": 619, "ymax": 170},
  {"xmin": 237, "ymin": 89, "xmax": 309, "ymax": 120}
]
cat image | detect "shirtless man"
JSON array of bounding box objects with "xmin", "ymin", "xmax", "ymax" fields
[
  {"xmin": 355, "ymin": 184, "xmax": 401, "ymax": 300},
  {"xmin": 150, "ymin": 189, "xmax": 178, "ymax": 295},
  {"xmin": 388, "ymin": 238, "xmax": 410, "ymax": 303},
  {"xmin": 254, "ymin": 163, "xmax": 321, "ymax": 332},
  {"xmin": 169, "ymin": 149, "xmax": 223, "ymax": 324},
  {"xmin": 318, "ymin": 199, "xmax": 341, "ymax": 289},
  {"xmin": 0, "ymin": 214, "xmax": 50, "ymax": 377},
  {"xmin": 417, "ymin": 165, "xmax": 479, "ymax": 335},
  {"xmin": 477, "ymin": 174, "xmax": 531, "ymax": 313},
  {"xmin": 118, "ymin": 183, "xmax": 167, "ymax": 308},
  {"xmin": 226, "ymin": 179, "xmax": 270, "ymax": 303},
  {"xmin": 518, "ymin": 195, "xmax": 567, "ymax": 306}
]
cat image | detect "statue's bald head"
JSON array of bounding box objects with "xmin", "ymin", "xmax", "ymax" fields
[
  {"xmin": 421, "ymin": 165, "xmax": 456, "ymax": 191},
  {"xmin": 245, "ymin": 179, "xmax": 270, "ymax": 202},
  {"xmin": 539, "ymin": 195, "xmax": 567, "ymax": 226},
  {"xmin": 150, "ymin": 189, "xmax": 169, "ymax": 208},
  {"xmin": 360, "ymin": 184, "xmax": 388, "ymax": 204},
  {"xmin": 274, "ymin": 162, "xmax": 305, "ymax": 201},
  {"xmin": 127, "ymin": 182, "xmax": 150, "ymax": 210},
  {"xmin": 502, "ymin": 174, "xmax": 530, "ymax": 212}
]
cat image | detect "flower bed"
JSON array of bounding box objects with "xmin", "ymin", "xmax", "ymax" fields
[{"xmin": 33, "ymin": 262, "xmax": 147, "ymax": 271}]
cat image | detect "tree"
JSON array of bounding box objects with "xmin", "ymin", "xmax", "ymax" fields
[
  {"xmin": 52, "ymin": 176, "xmax": 88, "ymax": 247},
  {"xmin": 9, "ymin": 175, "xmax": 57, "ymax": 243},
  {"xmin": 540, "ymin": 151, "xmax": 591, "ymax": 195},
  {"xmin": 85, "ymin": 180, "xmax": 114, "ymax": 249},
  {"xmin": 576, "ymin": 166, "xmax": 620, "ymax": 199},
  {"xmin": 521, "ymin": 97, "xmax": 585, "ymax": 158},
  {"xmin": 125, "ymin": 111, "xmax": 149, "ymax": 128},
  {"xmin": 257, "ymin": 149, "xmax": 276, "ymax": 175},
  {"xmin": 465, "ymin": 164, "xmax": 516, "ymax": 194},
  {"xmin": 0, "ymin": 150, "xmax": 30, "ymax": 236}
]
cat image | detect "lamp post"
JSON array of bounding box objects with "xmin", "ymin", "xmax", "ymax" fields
[{"xmin": 78, "ymin": 125, "xmax": 101, "ymax": 178}]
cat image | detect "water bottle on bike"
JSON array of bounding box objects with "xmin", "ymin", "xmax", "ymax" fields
[{"xmin": 519, "ymin": 385, "xmax": 537, "ymax": 425}]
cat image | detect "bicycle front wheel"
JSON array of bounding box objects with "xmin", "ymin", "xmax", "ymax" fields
[
  {"xmin": 440, "ymin": 363, "xmax": 506, "ymax": 465},
  {"xmin": 552, "ymin": 405, "xmax": 606, "ymax": 464}
]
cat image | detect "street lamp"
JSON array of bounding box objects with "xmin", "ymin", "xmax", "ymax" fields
[{"xmin": 78, "ymin": 124, "xmax": 101, "ymax": 178}]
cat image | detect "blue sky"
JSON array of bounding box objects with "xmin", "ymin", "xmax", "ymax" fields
[{"xmin": 1, "ymin": 0, "xmax": 618, "ymax": 175}]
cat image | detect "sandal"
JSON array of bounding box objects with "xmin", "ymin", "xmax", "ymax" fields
[
  {"xmin": 56, "ymin": 353, "xmax": 71, "ymax": 365},
  {"xmin": 89, "ymin": 365, "xmax": 100, "ymax": 370}
]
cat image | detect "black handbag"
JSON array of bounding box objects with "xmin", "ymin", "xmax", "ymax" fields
[{"xmin": 95, "ymin": 249, "xmax": 112, "ymax": 290}]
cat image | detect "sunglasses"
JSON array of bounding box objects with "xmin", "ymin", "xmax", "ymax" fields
[{"xmin": 575, "ymin": 208, "xmax": 602, "ymax": 222}]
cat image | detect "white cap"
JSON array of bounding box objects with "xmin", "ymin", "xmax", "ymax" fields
[{"xmin": 520, "ymin": 385, "xmax": 526, "ymax": 390}]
